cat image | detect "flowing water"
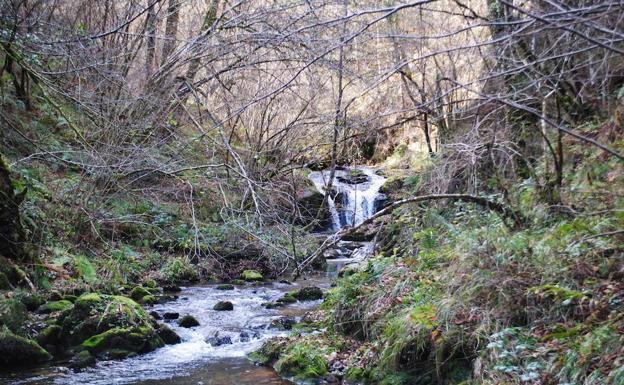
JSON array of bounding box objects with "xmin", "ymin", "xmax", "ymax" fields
[
  {"xmin": 308, "ymin": 167, "xmax": 386, "ymax": 231},
  {"xmin": 2, "ymin": 167, "xmax": 385, "ymax": 385},
  {"xmin": 1, "ymin": 281, "xmax": 327, "ymax": 385}
]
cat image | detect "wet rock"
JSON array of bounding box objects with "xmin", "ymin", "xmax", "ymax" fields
[
  {"xmin": 230, "ymin": 279, "xmax": 246, "ymax": 286},
  {"xmin": 263, "ymin": 301, "xmax": 283, "ymax": 309},
  {"xmin": 0, "ymin": 325, "xmax": 52, "ymax": 366},
  {"xmin": 239, "ymin": 331, "xmax": 260, "ymax": 342},
  {"xmin": 38, "ymin": 299, "xmax": 73, "ymax": 314},
  {"xmin": 213, "ymin": 301, "xmax": 234, "ymax": 311},
  {"xmin": 163, "ymin": 312, "xmax": 179, "ymax": 320},
  {"xmin": 36, "ymin": 324, "xmax": 62, "ymax": 347},
  {"xmin": 59, "ymin": 294, "xmax": 157, "ymax": 346},
  {"xmin": 297, "ymin": 185, "xmax": 331, "ymax": 230},
  {"xmin": 139, "ymin": 295, "xmax": 156, "ymax": 305},
  {"xmin": 279, "ymin": 280, "xmax": 293, "ymax": 285},
  {"xmin": 178, "ymin": 314, "xmax": 200, "ymax": 328},
  {"xmin": 162, "ymin": 284, "xmax": 181, "ymax": 292},
  {"xmin": 270, "ymin": 317, "xmax": 296, "ymax": 330},
  {"xmin": 157, "ymin": 324, "xmax": 181, "ymax": 345},
  {"xmin": 293, "ymin": 286, "xmax": 323, "ymax": 301},
  {"xmin": 242, "ymin": 270, "xmax": 263, "ymax": 281},
  {"xmin": 69, "ymin": 350, "xmax": 96, "ymax": 370},
  {"xmin": 216, "ymin": 284, "xmax": 235, "ymax": 290},
  {"xmin": 337, "ymin": 171, "xmax": 370, "ymax": 185},
  {"xmin": 205, "ymin": 333, "xmax": 232, "ymax": 347},
  {"xmin": 149, "ymin": 311, "xmax": 162, "ymax": 320},
  {"xmin": 277, "ymin": 293, "xmax": 297, "ymax": 304},
  {"xmin": 155, "ymin": 294, "xmax": 178, "ymax": 304},
  {"xmin": 130, "ymin": 286, "xmax": 151, "ymax": 302},
  {"xmin": 80, "ymin": 326, "xmax": 164, "ymax": 358},
  {"xmin": 341, "ymin": 223, "xmax": 377, "ymax": 242}
]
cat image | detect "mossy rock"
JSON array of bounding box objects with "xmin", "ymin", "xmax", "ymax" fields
[
  {"xmin": 230, "ymin": 279, "xmax": 246, "ymax": 286},
  {"xmin": 249, "ymin": 338, "xmax": 288, "ymax": 365},
  {"xmin": 274, "ymin": 345, "xmax": 328, "ymax": 380},
  {"xmin": 14, "ymin": 291, "xmax": 44, "ymax": 311},
  {"xmin": 39, "ymin": 299, "xmax": 73, "ymax": 314},
  {"xmin": 213, "ymin": 301, "xmax": 234, "ymax": 311},
  {"xmin": 293, "ymin": 287, "xmax": 323, "ymax": 301},
  {"xmin": 242, "ymin": 270, "xmax": 263, "ymax": 281},
  {"xmin": 178, "ymin": 315, "xmax": 200, "ymax": 328},
  {"xmin": 130, "ymin": 286, "xmax": 151, "ymax": 301},
  {"xmin": 379, "ymin": 176, "xmax": 404, "ymax": 194},
  {"xmin": 143, "ymin": 279, "xmax": 157, "ymax": 288},
  {"xmin": 263, "ymin": 301, "xmax": 284, "ymax": 309},
  {"xmin": 0, "ymin": 325, "xmax": 52, "ymax": 366},
  {"xmin": 36, "ymin": 324, "xmax": 62, "ymax": 346},
  {"xmin": 0, "ymin": 296, "xmax": 29, "ymax": 333},
  {"xmin": 60, "ymin": 294, "xmax": 154, "ymax": 346},
  {"xmin": 139, "ymin": 295, "xmax": 156, "ymax": 305},
  {"xmin": 74, "ymin": 292, "xmax": 103, "ymax": 311},
  {"xmin": 277, "ymin": 293, "xmax": 297, "ymax": 304},
  {"xmin": 80, "ymin": 326, "xmax": 164, "ymax": 358},
  {"xmin": 63, "ymin": 295, "xmax": 78, "ymax": 303},
  {"xmin": 157, "ymin": 324, "xmax": 181, "ymax": 345},
  {"xmin": 216, "ymin": 284, "xmax": 234, "ymax": 290},
  {"xmin": 69, "ymin": 350, "xmax": 95, "ymax": 370}
]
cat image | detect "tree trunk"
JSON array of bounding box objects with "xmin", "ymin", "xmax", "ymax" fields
[
  {"xmin": 161, "ymin": 0, "xmax": 181, "ymax": 66},
  {"xmin": 0, "ymin": 156, "xmax": 26, "ymax": 260}
]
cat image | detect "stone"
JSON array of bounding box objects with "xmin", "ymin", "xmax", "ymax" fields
[
  {"xmin": 157, "ymin": 324, "xmax": 181, "ymax": 345},
  {"xmin": 38, "ymin": 300, "xmax": 73, "ymax": 314},
  {"xmin": 163, "ymin": 312, "xmax": 179, "ymax": 320},
  {"xmin": 270, "ymin": 317, "xmax": 297, "ymax": 330},
  {"xmin": 80, "ymin": 326, "xmax": 164, "ymax": 358},
  {"xmin": 0, "ymin": 326, "xmax": 52, "ymax": 366},
  {"xmin": 276, "ymin": 293, "xmax": 297, "ymax": 304},
  {"xmin": 149, "ymin": 311, "xmax": 162, "ymax": 320},
  {"xmin": 69, "ymin": 350, "xmax": 96, "ymax": 370},
  {"xmin": 178, "ymin": 315, "xmax": 200, "ymax": 328},
  {"xmin": 216, "ymin": 284, "xmax": 234, "ymax": 290},
  {"xmin": 36, "ymin": 324, "xmax": 62, "ymax": 346},
  {"xmin": 337, "ymin": 171, "xmax": 370, "ymax": 185},
  {"xmin": 130, "ymin": 286, "xmax": 151, "ymax": 302},
  {"xmin": 205, "ymin": 333, "xmax": 232, "ymax": 347},
  {"xmin": 213, "ymin": 301, "xmax": 234, "ymax": 311},
  {"xmin": 162, "ymin": 284, "xmax": 181, "ymax": 292},
  {"xmin": 242, "ymin": 270, "xmax": 263, "ymax": 281},
  {"xmin": 293, "ymin": 286, "xmax": 323, "ymax": 301}
]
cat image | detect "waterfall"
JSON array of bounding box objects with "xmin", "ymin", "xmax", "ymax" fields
[{"xmin": 308, "ymin": 167, "xmax": 386, "ymax": 231}]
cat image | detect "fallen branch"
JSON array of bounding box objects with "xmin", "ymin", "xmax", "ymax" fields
[{"xmin": 294, "ymin": 194, "xmax": 523, "ymax": 277}]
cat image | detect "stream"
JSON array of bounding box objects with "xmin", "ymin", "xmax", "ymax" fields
[{"xmin": 1, "ymin": 167, "xmax": 385, "ymax": 385}]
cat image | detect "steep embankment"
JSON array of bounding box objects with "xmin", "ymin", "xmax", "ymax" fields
[{"xmin": 253, "ymin": 131, "xmax": 624, "ymax": 385}]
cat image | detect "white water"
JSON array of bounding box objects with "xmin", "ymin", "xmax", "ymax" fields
[{"xmin": 308, "ymin": 167, "xmax": 386, "ymax": 231}]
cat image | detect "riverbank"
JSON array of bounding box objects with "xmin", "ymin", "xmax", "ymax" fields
[{"xmin": 254, "ymin": 138, "xmax": 624, "ymax": 385}]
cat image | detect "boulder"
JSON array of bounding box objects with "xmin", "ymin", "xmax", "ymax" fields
[
  {"xmin": 277, "ymin": 293, "xmax": 297, "ymax": 304},
  {"xmin": 130, "ymin": 286, "xmax": 151, "ymax": 302},
  {"xmin": 293, "ymin": 287, "xmax": 323, "ymax": 301},
  {"xmin": 213, "ymin": 301, "xmax": 234, "ymax": 311},
  {"xmin": 337, "ymin": 171, "xmax": 370, "ymax": 185},
  {"xmin": 163, "ymin": 312, "xmax": 180, "ymax": 320},
  {"xmin": 36, "ymin": 325, "xmax": 62, "ymax": 347},
  {"xmin": 69, "ymin": 350, "xmax": 96, "ymax": 370},
  {"xmin": 297, "ymin": 185, "xmax": 331, "ymax": 230},
  {"xmin": 242, "ymin": 270, "xmax": 263, "ymax": 281},
  {"xmin": 59, "ymin": 293, "xmax": 158, "ymax": 346},
  {"xmin": 38, "ymin": 300, "xmax": 73, "ymax": 314},
  {"xmin": 206, "ymin": 333, "xmax": 232, "ymax": 347},
  {"xmin": 157, "ymin": 324, "xmax": 181, "ymax": 345},
  {"xmin": 0, "ymin": 326, "xmax": 52, "ymax": 366},
  {"xmin": 178, "ymin": 315, "xmax": 200, "ymax": 328},
  {"xmin": 80, "ymin": 326, "xmax": 164, "ymax": 359},
  {"xmin": 270, "ymin": 317, "xmax": 297, "ymax": 330}
]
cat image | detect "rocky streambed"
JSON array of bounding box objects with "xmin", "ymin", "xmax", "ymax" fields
[{"xmin": 0, "ymin": 279, "xmax": 328, "ymax": 385}]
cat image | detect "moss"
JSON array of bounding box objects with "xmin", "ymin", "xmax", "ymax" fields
[
  {"xmin": 242, "ymin": 270, "xmax": 263, "ymax": 281},
  {"xmin": 0, "ymin": 296, "xmax": 29, "ymax": 334},
  {"xmin": 36, "ymin": 324, "xmax": 62, "ymax": 346},
  {"xmin": 277, "ymin": 293, "xmax": 297, "ymax": 304},
  {"xmin": 143, "ymin": 279, "xmax": 157, "ymax": 288},
  {"xmin": 274, "ymin": 343, "xmax": 328, "ymax": 380},
  {"xmin": 69, "ymin": 350, "xmax": 95, "ymax": 370},
  {"xmin": 80, "ymin": 326, "xmax": 163, "ymax": 357},
  {"xmin": 213, "ymin": 301, "xmax": 234, "ymax": 311},
  {"xmin": 14, "ymin": 291, "xmax": 44, "ymax": 311},
  {"xmin": 140, "ymin": 295, "xmax": 156, "ymax": 305},
  {"xmin": 39, "ymin": 299, "xmax": 73, "ymax": 314},
  {"xmin": 178, "ymin": 314, "xmax": 200, "ymax": 328},
  {"xmin": 216, "ymin": 284, "xmax": 235, "ymax": 290},
  {"xmin": 74, "ymin": 292, "xmax": 103, "ymax": 311},
  {"xmin": 249, "ymin": 338, "xmax": 288, "ymax": 365},
  {"xmin": 0, "ymin": 325, "xmax": 52, "ymax": 366},
  {"xmin": 230, "ymin": 279, "xmax": 246, "ymax": 285},
  {"xmin": 293, "ymin": 286, "xmax": 323, "ymax": 301},
  {"xmin": 130, "ymin": 286, "xmax": 151, "ymax": 301},
  {"xmin": 157, "ymin": 324, "xmax": 181, "ymax": 345}
]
